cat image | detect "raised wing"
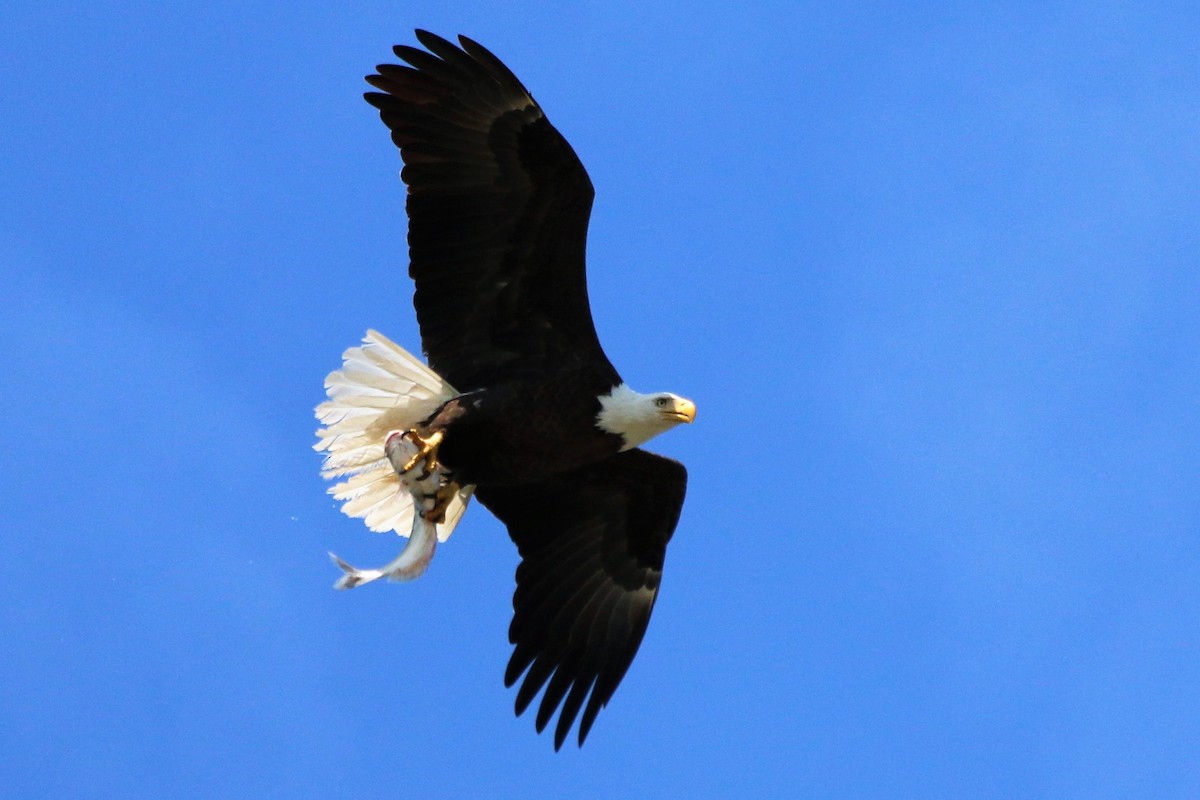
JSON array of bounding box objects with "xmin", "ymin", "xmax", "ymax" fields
[
  {"xmin": 474, "ymin": 448, "xmax": 688, "ymax": 749},
  {"xmin": 365, "ymin": 31, "xmax": 618, "ymax": 391}
]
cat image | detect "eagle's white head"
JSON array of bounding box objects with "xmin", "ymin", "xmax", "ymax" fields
[{"xmin": 595, "ymin": 383, "xmax": 696, "ymax": 451}]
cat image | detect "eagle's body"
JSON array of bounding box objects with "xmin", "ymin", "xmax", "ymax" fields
[
  {"xmin": 315, "ymin": 30, "xmax": 694, "ymax": 750},
  {"xmin": 421, "ymin": 365, "xmax": 624, "ymax": 486}
]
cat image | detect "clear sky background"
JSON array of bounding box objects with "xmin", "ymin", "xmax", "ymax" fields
[{"xmin": 2, "ymin": 2, "xmax": 1198, "ymax": 797}]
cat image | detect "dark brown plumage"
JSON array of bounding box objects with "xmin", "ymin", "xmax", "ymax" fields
[
  {"xmin": 365, "ymin": 31, "xmax": 614, "ymax": 392},
  {"xmin": 359, "ymin": 30, "xmax": 691, "ymax": 750},
  {"xmin": 478, "ymin": 449, "xmax": 685, "ymax": 748}
]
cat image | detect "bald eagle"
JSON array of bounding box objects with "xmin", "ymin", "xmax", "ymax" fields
[{"xmin": 315, "ymin": 30, "xmax": 695, "ymax": 750}]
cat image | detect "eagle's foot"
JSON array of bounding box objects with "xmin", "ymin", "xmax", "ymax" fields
[
  {"xmin": 422, "ymin": 480, "xmax": 461, "ymax": 524},
  {"xmin": 403, "ymin": 429, "xmax": 444, "ymax": 473},
  {"xmin": 385, "ymin": 428, "xmax": 445, "ymax": 479}
]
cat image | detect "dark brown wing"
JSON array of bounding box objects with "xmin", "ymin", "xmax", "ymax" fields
[
  {"xmin": 474, "ymin": 448, "xmax": 688, "ymax": 749},
  {"xmin": 364, "ymin": 31, "xmax": 618, "ymax": 391}
]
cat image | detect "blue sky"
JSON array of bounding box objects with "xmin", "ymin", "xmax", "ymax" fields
[{"xmin": 3, "ymin": 2, "xmax": 1198, "ymax": 797}]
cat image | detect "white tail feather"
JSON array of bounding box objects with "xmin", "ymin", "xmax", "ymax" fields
[{"xmin": 314, "ymin": 330, "xmax": 471, "ymax": 543}]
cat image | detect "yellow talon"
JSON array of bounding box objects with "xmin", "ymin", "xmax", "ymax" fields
[
  {"xmin": 400, "ymin": 429, "xmax": 445, "ymax": 473},
  {"xmin": 423, "ymin": 480, "xmax": 461, "ymax": 524}
]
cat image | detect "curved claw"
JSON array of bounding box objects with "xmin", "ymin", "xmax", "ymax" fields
[
  {"xmin": 385, "ymin": 430, "xmax": 444, "ymax": 485},
  {"xmin": 401, "ymin": 429, "xmax": 444, "ymax": 473}
]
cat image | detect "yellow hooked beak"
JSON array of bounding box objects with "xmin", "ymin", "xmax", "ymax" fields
[{"xmin": 666, "ymin": 397, "xmax": 696, "ymax": 424}]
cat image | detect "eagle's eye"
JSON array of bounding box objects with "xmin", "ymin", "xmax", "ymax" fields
[{"xmin": 655, "ymin": 397, "xmax": 669, "ymax": 407}]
